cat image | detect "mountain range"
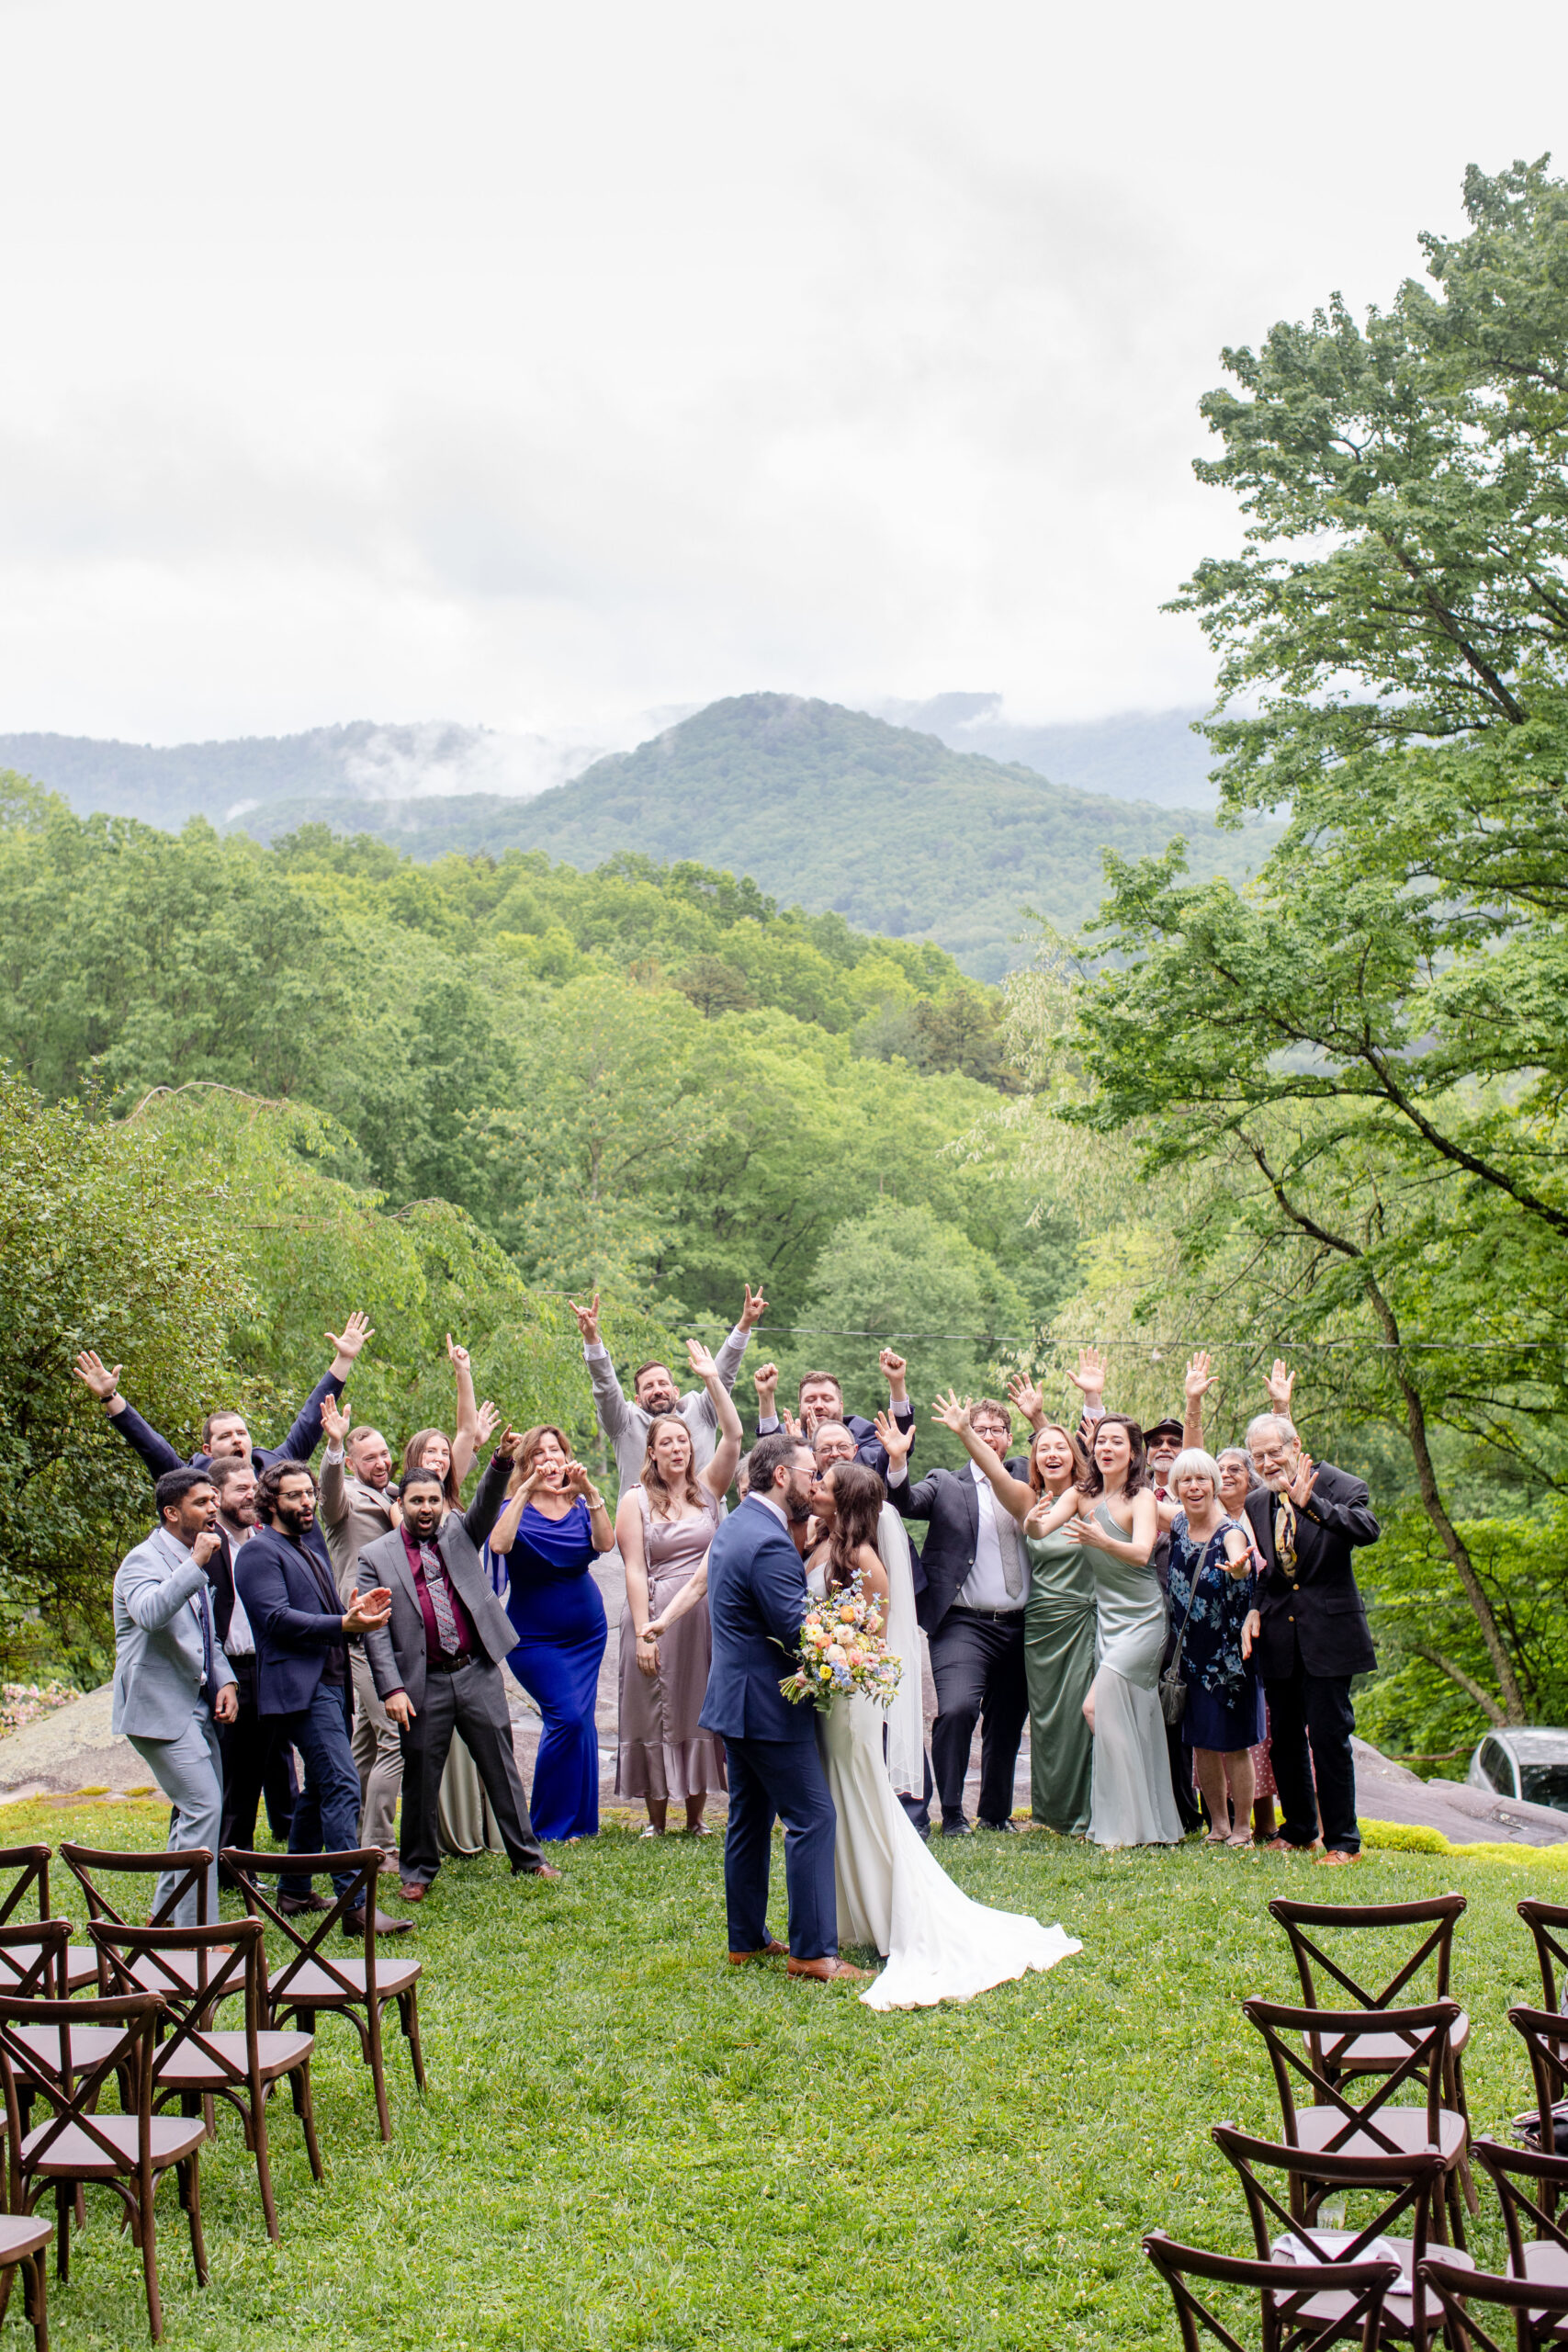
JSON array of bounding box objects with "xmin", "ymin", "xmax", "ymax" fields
[{"xmin": 1, "ymin": 692, "xmax": 1260, "ymax": 981}]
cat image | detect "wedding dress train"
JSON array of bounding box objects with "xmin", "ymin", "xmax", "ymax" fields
[{"xmin": 807, "ymin": 1564, "xmax": 1081, "ymax": 2011}]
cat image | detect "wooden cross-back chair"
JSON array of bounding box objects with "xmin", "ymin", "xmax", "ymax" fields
[
  {"xmin": 1142, "ymin": 2229, "xmax": 1399, "ymax": 2352},
  {"xmin": 1211, "ymin": 2122, "xmax": 1460, "ymax": 2349},
  {"xmin": 90, "ymin": 1920, "xmax": 322, "ymax": 2242},
  {"xmin": 1472, "ymin": 2133, "xmax": 1568, "ymax": 2302},
  {"xmin": 0, "ymin": 1848, "xmax": 92, "ymax": 1996},
  {"xmin": 1417, "ymin": 2253, "xmax": 1568, "ymax": 2352},
  {"xmin": 220, "ymin": 1848, "xmax": 423, "ymax": 2141},
  {"xmin": 1240, "ymin": 1996, "xmax": 1470, "ymax": 2249},
  {"xmin": 0, "ymin": 1990, "xmax": 208, "ymax": 2344},
  {"xmin": 57, "ymin": 1846, "xmax": 210, "ymax": 1994}
]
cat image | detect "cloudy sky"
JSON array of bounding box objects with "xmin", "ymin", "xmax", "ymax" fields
[{"xmin": 1, "ymin": 0, "xmax": 1563, "ymax": 745}]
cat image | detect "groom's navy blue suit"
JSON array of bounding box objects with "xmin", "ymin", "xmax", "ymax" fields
[{"xmin": 698, "ymin": 1492, "xmax": 838, "ymax": 1962}]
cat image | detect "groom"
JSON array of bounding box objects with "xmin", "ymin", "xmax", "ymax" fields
[{"xmin": 699, "ymin": 1431, "xmax": 866, "ymax": 1982}]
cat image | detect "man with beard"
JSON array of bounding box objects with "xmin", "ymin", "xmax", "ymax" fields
[
  {"xmin": 318, "ymin": 1395, "xmax": 402, "ymax": 1868},
  {"xmin": 1244, "ymin": 1413, "xmax": 1380, "ymax": 1866},
  {"xmin": 207, "ymin": 1453, "xmax": 298, "ymax": 1859},
  {"xmin": 567, "ymin": 1285, "xmax": 766, "ymax": 1492},
  {"xmin": 753, "ymin": 1351, "xmax": 916, "ymax": 1481},
  {"xmin": 238, "ymin": 1462, "xmax": 410, "ymax": 1934}
]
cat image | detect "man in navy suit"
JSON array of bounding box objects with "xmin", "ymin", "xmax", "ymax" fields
[
  {"xmin": 698, "ymin": 1430, "xmax": 865, "ymax": 1983},
  {"xmin": 752, "ymin": 1352, "xmax": 916, "ymax": 1481},
  {"xmin": 237, "ymin": 1458, "xmax": 410, "ymax": 1936}
]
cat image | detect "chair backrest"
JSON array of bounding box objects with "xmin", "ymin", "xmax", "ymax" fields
[
  {"xmin": 1268, "ymin": 1893, "xmax": 1464, "ymax": 2017},
  {"xmin": 1241, "ymin": 1996, "xmax": 1459, "ymax": 2154},
  {"xmin": 220, "ymin": 1848, "xmax": 382, "ymax": 2006},
  {"xmin": 0, "ymin": 1848, "xmax": 51, "ymax": 1932},
  {"xmin": 0, "ymin": 1991, "xmax": 161, "ymax": 2191},
  {"xmin": 1143, "ymin": 2228, "xmax": 1398, "ymax": 2352},
  {"xmin": 1418, "ymin": 2253, "xmax": 1568, "ymax": 2352},
  {"xmin": 0, "ymin": 1921, "xmax": 74, "ymax": 2000},
  {"xmin": 1213, "ymin": 2118, "xmax": 1446, "ymax": 2252},
  {"xmin": 88, "ymin": 1921, "xmax": 264, "ymax": 2093},
  {"xmin": 1519, "ymin": 1900, "xmax": 1568, "ymax": 2014},
  {"xmin": 1507, "ymin": 2006, "xmax": 1568, "ymax": 2158},
  {"xmin": 1472, "ymin": 2132, "xmax": 1568, "ymax": 2273},
  {"xmin": 58, "ymin": 1842, "xmax": 210, "ymax": 1934}
]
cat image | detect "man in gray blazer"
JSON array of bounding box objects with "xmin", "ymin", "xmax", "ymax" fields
[
  {"xmin": 356, "ymin": 1432, "xmax": 556, "ymax": 1897},
  {"xmin": 566, "ymin": 1285, "xmax": 763, "ymax": 1491},
  {"xmin": 317, "ymin": 1394, "xmax": 402, "ymax": 1866},
  {"xmin": 112, "ymin": 1465, "xmax": 239, "ymax": 1925}
]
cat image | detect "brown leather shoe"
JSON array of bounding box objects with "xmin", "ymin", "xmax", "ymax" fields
[
  {"xmin": 786, "ymin": 1955, "xmax": 872, "ymax": 1983},
  {"xmin": 523, "ymin": 1863, "xmax": 562, "ymax": 1882},
  {"xmin": 1317, "ymin": 1848, "xmax": 1360, "ymax": 1867},
  {"xmin": 344, "ymin": 1907, "xmax": 413, "ymax": 1938},
  {"xmin": 399, "ymin": 1883, "xmax": 428, "ymax": 1902},
  {"xmin": 728, "ymin": 1939, "xmax": 788, "ymax": 1964}
]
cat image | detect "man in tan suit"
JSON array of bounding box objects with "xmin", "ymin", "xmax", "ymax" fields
[{"xmin": 319, "ymin": 1394, "xmax": 402, "ymax": 1867}]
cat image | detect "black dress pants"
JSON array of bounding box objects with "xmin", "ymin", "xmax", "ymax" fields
[
  {"xmin": 218, "ymin": 1658, "xmax": 296, "ymax": 1858},
  {"xmin": 399, "ymin": 1656, "xmax": 546, "ymax": 1884},
  {"xmin": 928, "ymin": 1608, "xmax": 1028, "ymax": 1827},
  {"xmin": 1265, "ymin": 1657, "xmax": 1359, "ymax": 1854}
]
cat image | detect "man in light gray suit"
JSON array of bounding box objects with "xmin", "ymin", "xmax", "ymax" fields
[
  {"xmin": 566, "ymin": 1284, "xmax": 765, "ymax": 1492},
  {"xmin": 112, "ymin": 1465, "xmax": 239, "ymax": 1925},
  {"xmin": 356, "ymin": 1431, "xmax": 557, "ymax": 1899}
]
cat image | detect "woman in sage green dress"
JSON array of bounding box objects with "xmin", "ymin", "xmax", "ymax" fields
[{"xmin": 948, "ymin": 1407, "xmax": 1093, "ymax": 1835}]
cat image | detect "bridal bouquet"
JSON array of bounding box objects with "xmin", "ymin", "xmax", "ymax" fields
[{"xmin": 779, "ymin": 1574, "xmax": 903, "ymax": 1713}]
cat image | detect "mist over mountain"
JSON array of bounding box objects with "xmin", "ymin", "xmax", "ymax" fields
[{"xmin": 870, "ymin": 695, "xmax": 1216, "ymax": 808}]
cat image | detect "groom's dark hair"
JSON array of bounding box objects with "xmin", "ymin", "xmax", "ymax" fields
[{"xmin": 747, "ymin": 1430, "xmax": 801, "ymax": 1496}]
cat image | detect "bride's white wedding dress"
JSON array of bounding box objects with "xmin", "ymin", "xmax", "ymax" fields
[{"xmin": 807, "ymin": 1559, "xmax": 1081, "ymax": 2012}]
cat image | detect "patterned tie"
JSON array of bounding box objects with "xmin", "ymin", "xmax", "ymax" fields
[
  {"xmin": 978, "ymin": 1480, "xmax": 1025, "ymax": 1600},
  {"xmin": 193, "ymin": 1581, "xmax": 216, "ymax": 1691},
  {"xmin": 1274, "ymin": 1495, "xmax": 1299, "ymax": 1584},
  {"xmin": 419, "ymin": 1541, "xmax": 462, "ymax": 1654}
]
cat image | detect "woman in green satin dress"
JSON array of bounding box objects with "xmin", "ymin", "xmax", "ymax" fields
[{"xmin": 947, "ymin": 1410, "xmax": 1092, "ymax": 1835}]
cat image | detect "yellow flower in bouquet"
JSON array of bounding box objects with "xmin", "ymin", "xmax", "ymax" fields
[{"xmin": 778, "ymin": 1568, "xmax": 902, "ymax": 1713}]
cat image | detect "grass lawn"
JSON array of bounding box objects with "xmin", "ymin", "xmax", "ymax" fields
[{"xmin": 1, "ymin": 1795, "xmax": 1561, "ymax": 2350}]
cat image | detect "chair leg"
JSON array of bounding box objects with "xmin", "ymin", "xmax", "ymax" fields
[
  {"xmin": 53, "ymin": 2184, "xmax": 70, "ymax": 2283},
  {"xmin": 399, "ymin": 1986, "xmax": 427, "ymax": 2093},
  {"xmin": 251, "ymin": 2092, "xmax": 279, "ymax": 2242},
  {"xmin": 140, "ymin": 2168, "xmax": 163, "ymax": 2344},
  {"xmin": 0, "ymin": 2252, "xmax": 14, "ymax": 2324},
  {"xmin": 367, "ymin": 2000, "xmax": 392, "ymax": 2142},
  {"xmin": 1450, "ymin": 2053, "xmax": 1481, "ymax": 2217},
  {"xmin": 293, "ymin": 2060, "xmax": 324, "ymax": 2182},
  {"xmin": 28, "ymin": 2242, "xmax": 47, "ymax": 2352},
  {"xmin": 178, "ymin": 2154, "xmax": 208, "ymax": 2288}
]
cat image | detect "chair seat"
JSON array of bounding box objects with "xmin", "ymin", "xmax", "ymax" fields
[
  {"xmin": 0, "ymin": 2215, "xmax": 49, "ymax": 2262},
  {"xmin": 21, "ymin": 2111, "xmax": 207, "ymax": 2177},
  {"xmin": 1522, "ymin": 2242, "xmax": 1568, "ymax": 2289},
  {"xmin": 1271, "ymin": 2232, "xmax": 1473, "ymax": 2325},
  {"xmin": 270, "ymin": 1956, "xmax": 421, "ymax": 2006},
  {"xmin": 1290, "ymin": 2105, "xmax": 1469, "ymax": 2165},
  {"xmin": 0, "ymin": 1940, "xmax": 99, "ymax": 1995},
  {"xmin": 156, "ymin": 2030, "xmax": 314, "ymax": 2089},
  {"xmin": 1311, "ymin": 2011, "xmax": 1472, "ymax": 2069},
  {"xmin": 9, "ymin": 2023, "xmax": 134, "ymax": 2075}
]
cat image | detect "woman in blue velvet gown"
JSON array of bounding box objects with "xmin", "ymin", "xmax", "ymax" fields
[{"xmin": 486, "ymin": 1425, "xmax": 615, "ymax": 1840}]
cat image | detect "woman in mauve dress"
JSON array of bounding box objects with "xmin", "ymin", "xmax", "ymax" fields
[{"xmin": 617, "ymin": 1340, "xmax": 740, "ymax": 1835}]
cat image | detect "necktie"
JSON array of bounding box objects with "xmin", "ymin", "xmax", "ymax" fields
[
  {"xmin": 420, "ymin": 1542, "xmax": 462, "ymax": 1654},
  {"xmin": 194, "ymin": 1581, "xmax": 216, "ymax": 1692},
  {"xmin": 978, "ymin": 1479, "xmax": 1024, "ymax": 1600},
  {"xmin": 1275, "ymin": 1496, "xmax": 1299, "ymax": 1584}
]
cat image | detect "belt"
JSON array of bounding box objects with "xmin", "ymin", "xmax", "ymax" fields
[
  {"xmin": 425, "ymin": 1651, "xmax": 473, "ymax": 1675},
  {"xmin": 950, "ymin": 1604, "xmax": 1024, "ymax": 1623}
]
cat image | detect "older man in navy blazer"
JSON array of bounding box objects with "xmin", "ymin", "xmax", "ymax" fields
[{"xmin": 697, "ymin": 1430, "xmax": 864, "ymax": 1982}]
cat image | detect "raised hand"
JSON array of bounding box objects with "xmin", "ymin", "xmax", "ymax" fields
[
  {"xmin": 739, "ymin": 1283, "xmax": 768, "ymax": 1333},
  {"xmin": 567, "ymin": 1292, "xmax": 602, "ymax": 1346},
  {"xmin": 445, "ymin": 1332, "xmax": 471, "ymax": 1372},
  {"xmin": 1066, "ymin": 1345, "xmax": 1107, "ymax": 1401},
  {"xmin": 320, "ymin": 1392, "xmax": 351, "ymax": 1448},
  {"xmin": 686, "ymin": 1337, "xmax": 718, "ymax": 1382},
  {"xmin": 873, "ymin": 1408, "xmax": 914, "ymax": 1469},
  {"xmin": 1006, "ymin": 1372, "xmax": 1043, "ymax": 1423},
  {"xmin": 344, "ymin": 1585, "xmax": 393, "ymax": 1634},
  {"xmin": 1184, "ymin": 1350, "xmax": 1214, "ymax": 1402},
  {"xmin": 73, "ymin": 1350, "xmax": 123, "ymax": 1405},
  {"xmin": 1266, "ymin": 1357, "xmax": 1297, "ymax": 1413},
  {"xmin": 474, "ymin": 1399, "xmax": 502, "ymax": 1446},
  {"xmin": 492, "ymin": 1426, "xmax": 521, "ymax": 1463},
  {"xmin": 778, "ymin": 1408, "xmax": 801, "ymax": 1439},
  {"xmin": 1285, "ymin": 1451, "xmax": 1318, "ymax": 1510},
  {"xmin": 752, "ymin": 1361, "xmax": 779, "ymax": 1409},
  {"xmin": 326, "ymin": 1310, "xmax": 375, "ymax": 1371},
  {"xmin": 192, "ymin": 1529, "xmax": 221, "ymax": 1566},
  {"xmin": 931, "ymin": 1387, "xmax": 972, "ymax": 1436},
  {"xmin": 561, "ymin": 1460, "xmax": 604, "ymax": 1510}
]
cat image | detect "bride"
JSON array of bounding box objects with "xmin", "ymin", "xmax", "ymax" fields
[{"xmin": 807, "ymin": 1460, "xmax": 1079, "ymax": 2011}]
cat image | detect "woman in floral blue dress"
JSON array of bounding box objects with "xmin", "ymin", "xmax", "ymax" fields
[{"xmin": 1166, "ymin": 1448, "xmax": 1261, "ymax": 1849}]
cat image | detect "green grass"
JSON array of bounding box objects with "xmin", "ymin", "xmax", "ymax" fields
[{"xmin": 1, "ymin": 1796, "xmax": 1558, "ymax": 2349}]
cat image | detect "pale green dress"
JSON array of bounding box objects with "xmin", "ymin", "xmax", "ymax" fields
[
  {"xmin": 1087, "ymin": 1500, "xmax": 1182, "ymax": 1849},
  {"xmin": 1022, "ymin": 1525, "xmax": 1095, "ymax": 1835}
]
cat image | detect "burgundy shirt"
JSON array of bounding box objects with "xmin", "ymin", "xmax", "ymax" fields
[{"xmin": 399, "ymin": 1523, "xmax": 475, "ymax": 1666}]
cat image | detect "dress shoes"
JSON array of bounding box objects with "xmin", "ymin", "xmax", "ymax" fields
[
  {"xmin": 520, "ymin": 1863, "xmax": 562, "ymax": 1882},
  {"xmin": 976, "ymin": 1816, "xmax": 1019, "ymax": 1833},
  {"xmin": 786, "ymin": 1955, "xmax": 872, "ymax": 1984},
  {"xmin": 939, "ymin": 1819, "xmax": 972, "ymax": 1838},
  {"xmin": 728, "ymin": 1939, "xmax": 788, "ymax": 1964},
  {"xmin": 343, "ymin": 1907, "xmax": 413, "ymax": 1938},
  {"xmin": 278, "ymin": 1893, "xmax": 333, "ymax": 1916},
  {"xmin": 400, "ymin": 1882, "xmax": 428, "ymax": 1903}
]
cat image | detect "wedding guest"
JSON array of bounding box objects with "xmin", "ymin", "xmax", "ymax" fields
[
  {"xmin": 1028, "ymin": 1416, "xmax": 1181, "ymax": 1849},
  {"xmin": 237, "ymin": 1462, "xmax": 410, "ymax": 1934},
  {"xmin": 616, "ymin": 1341, "xmax": 739, "ymax": 1836},
  {"xmin": 1165, "ymin": 1450, "xmax": 1259, "ymax": 1848},
  {"xmin": 1245, "ymin": 1408, "xmax": 1380, "ymax": 1866},
  {"xmin": 887, "ymin": 1390, "xmax": 1031, "ymax": 1836},
  {"xmin": 111, "ymin": 1467, "xmax": 238, "ymax": 1927},
  {"xmin": 1218, "ymin": 1444, "xmax": 1278, "ymax": 1839},
  {"xmin": 567, "ymin": 1286, "xmax": 765, "ymax": 1491},
  {"xmin": 74, "ymin": 1313, "xmax": 373, "ymax": 1480},
  {"xmin": 319, "ymin": 1394, "xmax": 402, "ymax": 1871},
  {"xmin": 208, "ymin": 1453, "xmax": 297, "ymax": 1858},
  {"xmin": 401, "ymin": 1385, "xmax": 506, "ymax": 1858},
  {"xmin": 754, "ymin": 1352, "xmax": 917, "ymax": 1480},
  {"xmin": 488, "ymin": 1429, "xmax": 615, "ymax": 1840}
]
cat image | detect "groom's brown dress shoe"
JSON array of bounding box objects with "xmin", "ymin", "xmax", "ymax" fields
[
  {"xmin": 786, "ymin": 1955, "xmax": 871, "ymax": 1983},
  {"xmin": 728, "ymin": 1939, "xmax": 788, "ymax": 1964}
]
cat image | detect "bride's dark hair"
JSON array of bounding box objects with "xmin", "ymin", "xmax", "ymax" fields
[{"xmin": 821, "ymin": 1461, "xmax": 886, "ymax": 1593}]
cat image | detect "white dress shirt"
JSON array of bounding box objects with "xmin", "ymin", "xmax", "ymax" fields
[
  {"xmin": 956, "ymin": 1461, "xmax": 1026, "ymax": 1612},
  {"xmin": 219, "ymin": 1519, "xmax": 255, "ymax": 1656}
]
